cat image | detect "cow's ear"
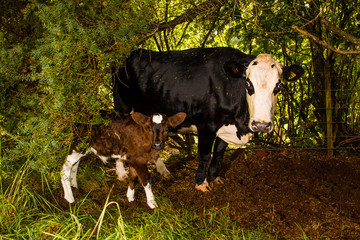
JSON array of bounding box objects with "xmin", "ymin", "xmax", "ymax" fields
[
  {"xmin": 223, "ymin": 56, "xmax": 256, "ymax": 78},
  {"xmin": 223, "ymin": 61, "xmax": 244, "ymax": 78},
  {"xmin": 282, "ymin": 65, "xmax": 304, "ymax": 82},
  {"xmin": 169, "ymin": 112, "xmax": 186, "ymax": 127},
  {"xmin": 131, "ymin": 112, "xmax": 149, "ymax": 127}
]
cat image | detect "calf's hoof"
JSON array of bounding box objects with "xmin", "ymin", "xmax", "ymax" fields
[
  {"xmin": 126, "ymin": 187, "xmax": 135, "ymax": 202},
  {"xmin": 64, "ymin": 196, "xmax": 75, "ymax": 204},
  {"xmin": 147, "ymin": 200, "xmax": 158, "ymax": 209},
  {"xmin": 118, "ymin": 176, "xmax": 127, "ymax": 182},
  {"xmin": 162, "ymin": 170, "xmax": 171, "ymax": 179}
]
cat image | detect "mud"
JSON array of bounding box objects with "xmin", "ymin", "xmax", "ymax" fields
[{"xmin": 59, "ymin": 149, "xmax": 360, "ymax": 239}]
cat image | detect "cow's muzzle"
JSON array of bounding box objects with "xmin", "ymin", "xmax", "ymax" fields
[{"xmin": 251, "ymin": 121, "xmax": 272, "ymax": 133}]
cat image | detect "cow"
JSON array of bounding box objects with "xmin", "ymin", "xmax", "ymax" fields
[{"xmin": 112, "ymin": 47, "xmax": 304, "ymax": 191}]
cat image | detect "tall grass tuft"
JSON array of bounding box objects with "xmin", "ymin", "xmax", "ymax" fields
[{"xmin": 0, "ymin": 158, "xmax": 284, "ymax": 240}]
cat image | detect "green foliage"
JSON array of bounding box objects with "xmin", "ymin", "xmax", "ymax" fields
[
  {"xmin": 0, "ymin": 0, "xmax": 155, "ymax": 185},
  {"xmin": 0, "ymin": 0, "xmax": 359, "ymax": 238}
]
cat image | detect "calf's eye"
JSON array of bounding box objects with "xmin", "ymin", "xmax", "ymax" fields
[{"xmin": 148, "ymin": 127, "xmax": 151, "ymax": 132}]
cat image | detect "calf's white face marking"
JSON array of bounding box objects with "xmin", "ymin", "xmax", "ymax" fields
[
  {"xmin": 152, "ymin": 114, "xmax": 163, "ymax": 124},
  {"xmin": 245, "ymin": 54, "xmax": 283, "ymax": 133}
]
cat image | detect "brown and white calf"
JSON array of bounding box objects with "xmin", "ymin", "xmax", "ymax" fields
[{"xmin": 61, "ymin": 112, "xmax": 186, "ymax": 208}]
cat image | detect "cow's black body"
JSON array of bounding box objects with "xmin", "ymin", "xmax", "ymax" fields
[{"xmin": 113, "ymin": 47, "xmax": 256, "ymax": 186}]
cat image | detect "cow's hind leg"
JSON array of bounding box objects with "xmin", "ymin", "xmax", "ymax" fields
[
  {"xmin": 195, "ymin": 129, "xmax": 216, "ymax": 192},
  {"xmin": 208, "ymin": 137, "xmax": 228, "ymax": 185}
]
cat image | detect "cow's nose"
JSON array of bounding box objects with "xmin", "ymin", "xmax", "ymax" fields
[
  {"xmin": 152, "ymin": 142, "xmax": 164, "ymax": 150},
  {"xmin": 251, "ymin": 121, "xmax": 272, "ymax": 133}
]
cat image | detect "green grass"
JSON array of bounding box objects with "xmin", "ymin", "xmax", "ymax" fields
[{"xmin": 0, "ymin": 159, "xmax": 287, "ymax": 240}]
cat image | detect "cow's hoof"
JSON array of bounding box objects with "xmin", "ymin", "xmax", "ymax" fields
[
  {"xmin": 147, "ymin": 200, "xmax": 158, "ymax": 209},
  {"xmin": 195, "ymin": 180, "xmax": 211, "ymax": 192},
  {"xmin": 211, "ymin": 177, "xmax": 224, "ymax": 186}
]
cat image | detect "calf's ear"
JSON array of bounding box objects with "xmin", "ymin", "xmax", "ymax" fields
[
  {"xmin": 131, "ymin": 112, "xmax": 149, "ymax": 126},
  {"xmin": 282, "ymin": 65, "xmax": 304, "ymax": 82},
  {"xmin": 169, "ymin": 112, "xmax": 186, "ymax": 127}
]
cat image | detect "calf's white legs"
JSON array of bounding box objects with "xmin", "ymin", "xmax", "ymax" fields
[
  {"xmin": 116, "ymin": 156, "xmax": 127, "ymax": 181},
  {"xmin": 61, "ymin": 150, "xmax": 88, "ymax": 203},
  {"xmin": 61, "ymin": 149, "xmax": 127, "ymax": 203},
  {"xmin": 155, "ymin": 155, "xmax": 171, "ymax": 177},
  {"xmin": 126, "ymin": 183, "xmax": 158, "ymax": 209},
  {"xmin": 126, "ymin": 186, "xmax": 135, "ymax": 202},
  {"xmin": 61, "ymin": 151, "xmax": 158, "ymax": 209},
  {"xmin": 144, "ymin": 182, "xmax": 158, "ymax": 209}
]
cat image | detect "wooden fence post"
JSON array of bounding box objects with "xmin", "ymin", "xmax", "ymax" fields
[{"xmin": 325, "ymin": 61, "xmax": 333, "ymax": 157}]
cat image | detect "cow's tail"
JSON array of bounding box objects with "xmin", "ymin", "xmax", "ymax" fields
[{"xmin": 112, "ymin": 66, "xmax": 132, "ymax": 114}]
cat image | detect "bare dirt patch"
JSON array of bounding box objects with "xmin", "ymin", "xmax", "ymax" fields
[{"xmin": 58, "ymin": 149, "xmax": 360, "ymax": 239}]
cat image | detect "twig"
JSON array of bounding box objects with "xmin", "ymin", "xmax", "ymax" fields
[{"xmin": 292, "ymin": 25, "xmax": 360, "ymax": 55}]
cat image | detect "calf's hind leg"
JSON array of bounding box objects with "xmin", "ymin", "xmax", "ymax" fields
[
  {"xmin": 155, "ymin": 155, "xmax": 170, "ymax": 178},
  {"xmin": 61, "ymin": 150, "xmax": 88, "ymax": 203}
]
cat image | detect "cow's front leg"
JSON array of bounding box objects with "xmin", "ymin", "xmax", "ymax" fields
[
  {"xmin": 195, "ymin": 129, "xmax": 216, "ymax": 192},
  {"xmin": 208, "ymin": 137, "xmax": 228, "ymax": 184}
]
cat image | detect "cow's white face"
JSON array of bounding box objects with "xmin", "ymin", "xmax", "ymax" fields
[{"xmin": 245, "ymin": 54, "xmax": 283, "ymax": 133}]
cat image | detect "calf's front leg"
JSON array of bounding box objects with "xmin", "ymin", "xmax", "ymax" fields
[{"xmin": 127, "ymin": 161, "xmax": 158, "ymax": 209}]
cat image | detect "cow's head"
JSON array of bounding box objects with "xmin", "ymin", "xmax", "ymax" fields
[
  {"xmin": 224, "ymin": 54, "xmax": 304, "ymax": 133},
  {"xmin": 245, "ymin": 54, "xmax": 304, "ymax": 132},
  {"xmin": 132, "ymin": 112, "xmax": 186, "ymax": 150}
]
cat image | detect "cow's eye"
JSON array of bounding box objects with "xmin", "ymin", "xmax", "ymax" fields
[
  {"xmin": 273, "ymin": 80, "xmax": 282, "ymax": 95},
  {"xmin": 245, "ymin": 79, "xmax": 254, "ymax": 95},
  {"xmin": 148, "ymin": 127, "xmax": 151, "ymax": 132},
  {"xmin": 165, "ymin": 127, "xmax": 169, "ymax": 131}
]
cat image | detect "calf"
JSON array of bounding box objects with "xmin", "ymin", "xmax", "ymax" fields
[{"xmin": 61, "ymin": 112, "xmax": 186, "ymax": 208}]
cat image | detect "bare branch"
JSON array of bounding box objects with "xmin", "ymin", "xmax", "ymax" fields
[
  {"xmin": 292, "ymin": 25, "xmax": 360, "ymax": 55},
  {"xmin": 157, "ymin": 0, "xmax": 224, "ymax": 30},
  {"xmin": 137, "ymin": 0, "xmax": 225, "ymax": 45},
  {"xmin": 320, "ymin": 17, "xmax": 360, "ymax": 45}
]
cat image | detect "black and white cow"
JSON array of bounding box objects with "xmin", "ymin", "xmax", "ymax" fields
[{"xmin": 112, "ymin": 47, "xmax": 304, "ymax": 191}]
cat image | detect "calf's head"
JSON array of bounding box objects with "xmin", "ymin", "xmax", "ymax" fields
[{"xmin": 131, "ymin": 112, "xmax": 187, "ymax": 150}]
